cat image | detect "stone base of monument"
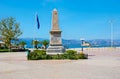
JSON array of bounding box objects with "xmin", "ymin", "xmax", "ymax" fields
[{"xmin": 46, "ymin": 46, "xmax": 65, "ymax": 55}]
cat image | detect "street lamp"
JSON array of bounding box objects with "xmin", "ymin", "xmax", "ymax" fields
[
  {"xmin": 80, "ymin": 38, "xmax": 85, "ymax": 52},
  {"xmin": 109, "ymin": 20, "xmax": 114, "ymax": 48}
]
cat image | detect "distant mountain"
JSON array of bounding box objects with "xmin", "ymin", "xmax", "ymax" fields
[
  {"xmin": 18, "ymin": 38, "xmax": 120, "ymax": 48},
  {"xmin": 87, "ymin": 39, "xmax": 120, "ymax": 47}
]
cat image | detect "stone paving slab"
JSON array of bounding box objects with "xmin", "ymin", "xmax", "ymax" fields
[{"xmin": 0, "ymin": 48, "xmax": 120, "ymax": 79}]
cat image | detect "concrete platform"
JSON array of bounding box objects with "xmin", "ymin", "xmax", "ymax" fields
[{"xmin": 0, "ymin": 48, "xmax": 120, "ymax": 79}]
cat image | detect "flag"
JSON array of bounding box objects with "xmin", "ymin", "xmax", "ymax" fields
[{"xmin": 36, "ymin": 14, "xmax": 40, "ymax": 29}]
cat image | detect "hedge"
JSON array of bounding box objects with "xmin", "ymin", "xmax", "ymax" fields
[{"xmin": 27, "ymin": 50, "xmax": 88, "ymax": 60}]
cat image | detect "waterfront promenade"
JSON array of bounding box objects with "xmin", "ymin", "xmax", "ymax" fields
[{"xmin": 0, "ymin": 47, "xmax": 120, "ymax": 79}]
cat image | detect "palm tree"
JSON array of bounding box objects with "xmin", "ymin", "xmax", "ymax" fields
[
  {"xmin": 19, "ymin": 41, "xmax": 26, "ymax": 49},
  {"xmin": 42, "ymin": 40, "xmax": 49, "ymax": 49},
  {"xmin": 32, "ymin": 40, "xmax": 40, "ymax": 49}
]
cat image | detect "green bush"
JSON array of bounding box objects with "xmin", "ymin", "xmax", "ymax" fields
[
  {"xmin": 46, "ymin": 55, "xmax": 52, "ymax": 59},
  {"xmin": 65, "ymin": 50, "xmax": 77, "ymax": 55},
  {"xmin": 51, "ymin": 55, "xmax": 59, "ymax": 59},
  {"xmin": 58, "ymin": 54, "xmax": 66, "ymax": 59},
  {"xmin": 50, "ymin": 54, "xmax": 64, "ymax": 60},
  {"xmin": 27, "ymin": 50, "xmax": 88, "ymax": 60},
  {"xmin": 77, "ymin": 52, "xmax": 88, "ymax": 59},
  {"xmin": 27, "ymin": 50, "xmax": 46, "ymax": 60},
  {"xmin": 64, "ymin": 50, "xmax": 78, "ymax": 60}
]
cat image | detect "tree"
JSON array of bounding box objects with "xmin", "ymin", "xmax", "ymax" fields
[
  {"xmin": 42, "ymin": 40, "xmax": 49, "ymax": 49},
  {"xmin": 32, "ymin": 40, "xmax": 40, "ymax": 49},
  {"xmin": 19, "ymin": 41, "xmax": 26, "ymax": 49},
  {"xmin": 0, "ymin": 17, "xmax": 22, "ymax": 51}
]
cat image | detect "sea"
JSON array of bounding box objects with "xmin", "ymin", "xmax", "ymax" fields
[
  {"xmin": 19, "ymin": 38, "xmax": 120, "ymax": 48},
  {"xmin": 25, "ymin": 43, "xmax": 120, "ymax": 49}
]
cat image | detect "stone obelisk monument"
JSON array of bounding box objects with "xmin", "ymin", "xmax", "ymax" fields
[{"xmin": 47, "ymin": 9, "xmax": 65, "ymax": 54}]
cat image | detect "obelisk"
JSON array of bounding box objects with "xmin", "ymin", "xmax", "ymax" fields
[{"xmin": 47, "ymin": 9, "xmax": 65, "ymax": 54}]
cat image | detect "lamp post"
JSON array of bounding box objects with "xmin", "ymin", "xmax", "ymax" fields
[
  {"xmin": 80, "ymin": 38, "xmax": 85, "ymax": 52},
  {"xmin": 110, "ymin": 20, "xmax": 114, "ymax": 48}
]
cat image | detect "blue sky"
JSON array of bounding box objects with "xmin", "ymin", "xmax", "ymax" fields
[{"xmin": 0, "ymin": 0, "xmax": 120, "ymax": 40}]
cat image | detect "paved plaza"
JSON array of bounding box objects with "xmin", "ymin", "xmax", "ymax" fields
[{"xmin": 0, "ymin": 48, "xmax": 120, "ymax": 79}]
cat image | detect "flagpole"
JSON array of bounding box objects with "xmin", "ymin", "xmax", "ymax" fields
[
  {"xmin": 33, "ymin": 12, "xmax": 40, "ymax": 49},
  {"xmin": 33, "ymin": 12, "xmax": 37, "ymax": 49}
]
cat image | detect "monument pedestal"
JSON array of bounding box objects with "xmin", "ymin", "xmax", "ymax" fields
[{"xmin": 47, "ymin": 45, "xmax": 65, "ymax": 54}]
